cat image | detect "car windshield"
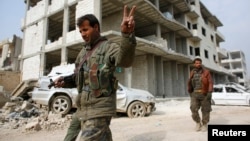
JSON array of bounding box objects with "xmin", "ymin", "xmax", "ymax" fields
[{"xmin": 225, "ymin": 82, "xmax": 249, "ymax": 92}]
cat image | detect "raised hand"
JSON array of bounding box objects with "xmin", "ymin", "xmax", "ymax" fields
[{"xmin": 121, "ymin": 5, "xmax": 136, "ymax": 34}]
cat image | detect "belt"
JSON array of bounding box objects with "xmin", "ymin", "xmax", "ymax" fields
[{"xmin": 194, "ymin": 89, "xmax": 202, "ymax": 93}]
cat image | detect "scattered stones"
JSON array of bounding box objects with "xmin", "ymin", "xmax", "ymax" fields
[{"xmin": 0, "ymin": 97, "xmax": 71, "ymax": 132}]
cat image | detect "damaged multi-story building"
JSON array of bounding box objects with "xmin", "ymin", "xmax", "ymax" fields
[
  {"xmin": 19, "ymin": 0, "xmax": 237, "ymax": 97},
  {"xmin": 221, "ymin": 50, "xmax": 249, "ymax": 87},
  {"xmin": 0, "ymin": 35, "xmax": 22, "ymax": 93}
]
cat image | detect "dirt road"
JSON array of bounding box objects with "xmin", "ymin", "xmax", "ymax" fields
[{"xmin": 0, "ymin": 100, "xmax": 250, "ymax": 141}]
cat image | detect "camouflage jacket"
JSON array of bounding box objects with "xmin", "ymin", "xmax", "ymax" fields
[{"xmin": 73, "ymin": 33, "xmax": 137, "ymax": 120}]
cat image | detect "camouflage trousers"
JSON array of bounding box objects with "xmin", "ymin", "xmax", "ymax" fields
[
  {"xmin": 64, "ymin": 114, "xmax": 81, "ymax": 141},
  {"xmin": 190, "ymin": 92, "xmax": 212, "ymax": 125},
  {"xmin": 63, "ymin": 115, "xmax": 112, "ymax": 141},
  {"xmin": 79, "ymin": 116, "xmax": 113, "ymax": 141}
]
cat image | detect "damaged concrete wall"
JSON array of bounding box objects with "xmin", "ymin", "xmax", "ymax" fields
[
  {"xmin": 0, "ymin": 35, "xmax": 22, "ymax": 94},
  {"xmin": 23, "ymin": 23, "xmax": 44, "ymax": 56},
  {"xmin": 22, "ymin": 0, "xmax": 101, "ymax": 80},
  {"xmin": 22, "ymin": 56, "xmax": 40, "ymax": 81},
  {"xmin": 26, "ymin": 0, "xmax": 45, "ymax": 24},
  {"xmin": 0, "ymin": 35, "xmax": 22, "ymax": 71},
  {"xmin": 13, "ymin": 37, "xmax": 22, "ymax": 71},
  {"xmin": 0, "ymin": 71, "xmax": 21, "ymax": 93},
  {"xmin": 0, "ymin": 44, "xmax": 9, "ymax": 68}
]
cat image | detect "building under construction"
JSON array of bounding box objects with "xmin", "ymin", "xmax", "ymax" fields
[{"xmin": 18, "ymin": 0, "xmax": 237, "ymax": 97}]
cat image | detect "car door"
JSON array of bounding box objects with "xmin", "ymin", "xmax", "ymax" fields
[
  {"xmin": 116, "ymin": 84, "xmax": 127, "ymax": 110},
  {"xmin": 225, "ymin": 86, "xmax": 247, "ymax": 105},
  {"xmin": 212, "ymin": 86, "xmax": 227, "ymax": 105}
]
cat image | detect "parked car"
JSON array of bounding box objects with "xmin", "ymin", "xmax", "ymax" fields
[
  {"xmin": 224, "ymin": 82, "xmax": 250, "ymax": 92},
  {"xmin": 212, "ymin": 83, "xmax": 250, "ymax": 106},
  {"xmin": 30, "ymin": 76, "xmax": 156, "ymax": 118}
]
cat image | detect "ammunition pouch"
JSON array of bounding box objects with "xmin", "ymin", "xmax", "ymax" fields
[
  {"xmin": 89, "ymin": 63, "xmax": 117, "ymax": 98},
  {"xmin": 76, "ymin": 67, "xmax": 85, "ymax": 93},
  {"xmin": 89, "ymin": 63, "xmax": 101, "ymax": 97}
]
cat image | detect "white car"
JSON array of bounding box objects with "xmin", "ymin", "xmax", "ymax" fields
[
  {"xmin": 31, "ymin": 76, "xmax": 156, "ymax": 118},
  {"xmin": 212, "ymin": 83, "xmax": 250, "ymax": 106}
]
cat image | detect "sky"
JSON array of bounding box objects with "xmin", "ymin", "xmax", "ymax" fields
[
  {"xmin": 0, "ymin": 0, "xmax": 250, "ymax": 78},
  {"xmin": 0, "ymin": 0, "xmax": 25, "ymax": 40}
]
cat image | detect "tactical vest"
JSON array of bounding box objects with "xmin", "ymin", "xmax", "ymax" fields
[
  {"xmin": 76, "ymin": 40, "xmax": 117, "ymax": 97},
  {"xmin": 191, "ymin": 69, "xmax": 203, "ymax": 91}
]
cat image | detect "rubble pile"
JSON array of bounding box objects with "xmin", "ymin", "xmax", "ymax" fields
[{"xmin": 0, "ymin": 97, "xmax": 72, "ymax": 132}]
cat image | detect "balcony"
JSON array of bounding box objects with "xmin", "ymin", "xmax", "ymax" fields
[
  {"xmin": 237, "ymin": 77, "xmax": 245, "ymax": 83},
  {"xmin": 186, "ymin": 5, "xmax": 199, "ymax": 19},
  {"xmin": 216, "ymin": 47, "xmax": 227, "ymax": 58},
  {"xmin": 189, "ymin": 29, "xmax": 201, "ymax": 41},
  {"xmin": 232, "ymin": 58, "xmax": 242, "ymax": 62},
  {"xmin": 216, "ymin": 30, "xmax": 225, "ymax": 42},
  {"xmin": 232, "ymin": 68, "xmax": 244, "ymax": 73}
]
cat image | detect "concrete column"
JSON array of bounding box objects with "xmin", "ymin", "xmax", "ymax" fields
[
  {"xmin": 124, "ymin": 67, "xmax": 132, "ymax": 87},
  {"xmin": 154, "ymin": 0, "xmax": 161, "ymax": 39},
  {"xmin": 147, "ymin": 54, "xmax": 156, "ymax": 96},
  {"xmin": 39, "ymin": 0, "xmax": 49, "ymax": 77},
  {"xmin": 0, "ymin": 44, "xmax": 9, "ymax": 68},
  {"xmin": 156, "ymin": 24, "xmax": 161, "ymax": 38},
  {"xmin": 170, "ymin": 61, "xmax": 178, "ymax": 96},
  {"xmin": 183, "ymin": 64, "xmax": 189, "ymax": 96},
  {"xmin": 163, "ymin": 61, "xmax": 173, "ymax": 97},
  {"xmin": 177, "ymin": 64, "xmax": 185, "ymax": 96},
  {"xmin": 20, "ymin": 0, "xmax": 30, "ymax": 75},
  {"xmin": 169, "ymin": 4, "xmax": 174, "ymax": 15},
  {"xmin": 154, "ymin": 0, "xmax": 159, "ymax": 8},
  {"xmin": 167, "ymin": 32, "xmax": 176, "ymax": 51},
  {"xmin": 61, "ymin": 0, "xmax": 69, "ymax": 65},
  {"xmin": 94, "ymin": 0, "xmax": 102, "ymax": 28},
  {"xmin": 155, "ymin": 56, "xmax": 164, "ymax": 97}
]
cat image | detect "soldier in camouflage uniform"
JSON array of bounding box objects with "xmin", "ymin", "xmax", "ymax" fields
[
  {"xmin": 187, "ymin": 56, "xmax": 213, "ymax": 132},
  {"xmin": 53, "ymin": 5, "xmax": 137, "ymax": 141}
]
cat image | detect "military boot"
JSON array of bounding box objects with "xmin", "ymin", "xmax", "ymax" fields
[
  {"xmin": 195, "ymin": 122, "xmax": 201, "ymax": 131},
  {"xmin": 201, "ymin": 123, "xmax": 208, "ymax": 132}
]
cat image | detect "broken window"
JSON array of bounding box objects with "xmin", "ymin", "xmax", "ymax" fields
[{"xmin": 47, "ymin": 11, "xmax": 64, "ymax": 44}]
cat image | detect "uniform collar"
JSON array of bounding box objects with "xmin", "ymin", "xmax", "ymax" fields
[
  {"xmin": 83, "ymin": 36, "xmax": 108, "ymax": 50},
  {"xmin": 194, "ymin": 67, "xmax": 203, "ymax": 73}
]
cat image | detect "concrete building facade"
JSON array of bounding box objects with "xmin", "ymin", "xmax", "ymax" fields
[
  {"xmin": 221, "ymin": 50, "xmax": 249, "ymax": 86},
  {"xmin": 0, "ymin": 35, "xmax": 22, "ymax": 71},
  {"xmin": 20, "ymin": 0, "xmax": 236, "ymax": 97}
]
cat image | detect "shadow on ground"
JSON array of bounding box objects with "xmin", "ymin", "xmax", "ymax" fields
[{"xmin": 127, "ymin": 131, "xmax": 166, "ymax": 141}]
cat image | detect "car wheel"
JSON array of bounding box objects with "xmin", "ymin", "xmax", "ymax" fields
[
  {"xmin": 127, "ymin": 101, "xmax": 146, "ymax": 118},
  {"xmin": 51, "ymin": 95, "xmax": 72, "ymax": 115}
]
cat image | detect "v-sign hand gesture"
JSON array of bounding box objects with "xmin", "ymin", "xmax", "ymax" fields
[{"xmin": 121, "ymin": 5, "xmax": 136, "ymax": 34}]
